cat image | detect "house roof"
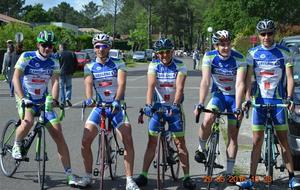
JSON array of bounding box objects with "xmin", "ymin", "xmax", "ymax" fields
[
  {"xmin": 78, "ymin": 28, "xmax": 102, "ymax": 33},
  {"xmin": 0, "ymin": 13, "xmax": 30, "ymax": 25}
]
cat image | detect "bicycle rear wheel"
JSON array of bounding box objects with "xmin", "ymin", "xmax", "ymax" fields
[
  {"xmin": 266, "ymin": 128, "xmax": 274, "ymax": 182},
  {"xmin": 206, "ymin": 133, "xmax": 217, "ymax": 189},
  {"xmin": 99, "ymin": 132, "xmax": 106, "ymax": 190},
  {"xmin": 108, "ymin": 131, "xmax": 118, "ymax": 180},
  {"xmin": 168, "ymin": 139, "xmax": 180, "ymax": 181},
  {"xmin": 156, "ymin": 133, "xmax": 166, "ymax": 189},
  {"xmin": 36, "ymin": 126, "xmax": 46, "ymax": 190},
  {"xmin": 0, "ymin": 120, "xmax": 20, "ymax": 177}
]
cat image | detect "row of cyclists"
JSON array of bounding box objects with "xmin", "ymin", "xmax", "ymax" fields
[{"xmin": 7, "ymin": 18, "xmax": 299, "ymax": 189}]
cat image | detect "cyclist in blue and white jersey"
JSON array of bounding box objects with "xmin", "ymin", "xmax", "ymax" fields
[
  {"xmin": 77, "ymin": 33, "xmax": 139, "ymax": 190},
  {"xmin": 193, "ymin": 30, "xmax": 247, "ymax": 179},
  {"xmin": 12, "ymin": 30, "xmax": 77, "ymax": 186},
  {"xmin": 236, "ymin": 19, "xmax": 300, "ymax": 189},
  {"xmin": 134, "ymin": 38, "xmax": 196, "ymax": 189}
]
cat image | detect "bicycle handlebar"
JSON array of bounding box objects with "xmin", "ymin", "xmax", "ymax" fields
[
  {"xmin": 195, "ymin": 107, "xmax": 240, "ymax": 128},
  {"xmin": 21, "ymin": 102, "xmax": 65, "ymax": 121},
  {"xmin": 81, "ymin": 101, "xmax": 126, "ymax": 121}
]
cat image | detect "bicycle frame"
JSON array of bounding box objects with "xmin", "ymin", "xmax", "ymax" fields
[
  {"xmin": 252, "ymin": 103, "xmax": 287, "ymax": 182},
  {"xmin": 82, "ymin": 102, "xmax": 123, "ymax": 190},
  {"xmin": 196, "ymin": 107, "xmax": 236, "ymax": 189},
  {"xmin": 138, "ymin": 106, "xmax": 180, "ymax": 190}
]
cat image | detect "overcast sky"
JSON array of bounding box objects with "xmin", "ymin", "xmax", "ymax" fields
[{"xmin": 25, "ymin": 0, "xmax": 100, "ymax": 11}]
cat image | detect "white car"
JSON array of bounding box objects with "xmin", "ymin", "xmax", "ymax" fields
[
  {"xmin": 109, "ymin": 49, "xmax": 123, "ymax": 59},
  {"xmin": 133, "ymin": 51, "xmax": 146, "ymax": 62}
]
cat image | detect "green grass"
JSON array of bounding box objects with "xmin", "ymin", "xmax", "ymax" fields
[
  {"xmin": 73, "ymin": 71, "xmax": 84, "ymax": 78},
  {"xmin": 0, "ymin": 74, "xmax": 4, "ymax": 81}
]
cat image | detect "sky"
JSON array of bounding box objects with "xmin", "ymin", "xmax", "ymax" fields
[{"xmin": 25, "ymin": 0, "xmax": 99, "ymax": 11}]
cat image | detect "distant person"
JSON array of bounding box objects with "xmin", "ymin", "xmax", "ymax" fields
[
  {"xmin": 2, "ymin": 40, "xmax": 18, "ymax": 97},
  {"xmin": 192, "ymin": 49, "xmax": 200, "ymax": 70},
  {"xmin": 58, "ymin": 43, "xmax": 78, "ymax": 107}
]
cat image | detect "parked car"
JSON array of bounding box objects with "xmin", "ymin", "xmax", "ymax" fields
[
  {"xmin": 132, "ymin": 51, "xmax": 146, "ymax": 62},
  {"xmin": 81, "ymin": 49, "xmax": 96, "ymax": 61},
  {"xmin": 109, "ymin": 49, "xmax": 123, "ymax": 60},
  {"xmin": 145, "ymin": 49, "xmax": 154, "ymax": 61},
  {"xmin": 75, "ymin": 51, "xmax": 91, "ymax": 70},
  {"xmin": 288, "ymin": 53, "xmax": 300, "ymax": 170},
  {"xmin": 279, "ymin": 35, "xmax": 300, "ymax": 55}
]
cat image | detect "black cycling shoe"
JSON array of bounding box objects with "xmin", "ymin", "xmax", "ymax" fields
[
  {"xmin": 183, "ymin": 177, "xmax": 196, "ymax": 190},
  {"xmin": 194, "ymin": 149, "xmax": 206, "ymax": 163},
  {"xmin": 134, "ymin": 174, "xmax": 148, "ymax": 187}
]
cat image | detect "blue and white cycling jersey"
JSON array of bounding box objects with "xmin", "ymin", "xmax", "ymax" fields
[
  {"xmin": 148, "ymin": 58, "xmax": 187, "ymax": 106},
  {"xmin": 15, "ymin": 51, "xmax": 60, "ymax": 103},
  {"xmin": 84, "ymin": 57, "xmax": 126, "ymax": 103},
  {"xmin": 247, "ymin": 43, "xmax": 293, "ymax": 99},
  {"xmin": 202, "ymin": 49, "xmax": 246, "ymax": 95}
]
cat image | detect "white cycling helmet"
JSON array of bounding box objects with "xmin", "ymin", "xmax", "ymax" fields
[
  {"xmin": 92, "ymin": 33, "xmax": 112, "ymax": 46},
  {"xmin": 212, "ymin": 30, "xmax": 231, "ymax": 45},
  {"xmin": 256, "ymin": 19, "xmax": 276, "ymax": 33}
]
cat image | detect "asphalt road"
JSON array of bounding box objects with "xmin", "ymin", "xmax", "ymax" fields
[{"xmin": 0, "ymin": 57, "xmax": 295, "ymax": 190}]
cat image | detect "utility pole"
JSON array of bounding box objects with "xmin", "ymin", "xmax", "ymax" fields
[
  {"xmin": 148, "ymin": 1, "xmax": 152, "ymax": 49},
  {"xmin": 112, "ymin": 0, "xmax": 117, "ymax": 47}
]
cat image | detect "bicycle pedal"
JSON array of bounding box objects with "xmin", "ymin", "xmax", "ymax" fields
[
  {"xmin": 93, "ymin": 168, "xmax": 99, "ymax": 176},
  {"xmin": 153, "ymin": 161, "xmax": 157, "ymax": 168},
  {"xmin": 118, "ymin": 148, "xmax": 124, "ymax": 155},
  {"xmin": 20, "ymin": 157, "xmax": 29, "ymax": 162},
  {"xmin": 214, "ymin": 163, "xmax": 224, "ymax": 169}
]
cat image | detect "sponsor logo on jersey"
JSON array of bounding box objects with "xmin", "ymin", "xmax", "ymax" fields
[
  {"xmin": 160, "ymin": 83, "xmax": 174, "ymax": 87},
  {"xmin": 260, "ymin": 70, "xmax": 274, "ymax": 76},
  {"xmin": 32, "ymin": 78, "xmax": 46, "ymax": 83},
  {"xmin": 104, "ymin": 90, "xmax": 112, "ymax": 96},
  {"xmin": 256, "ymin": 60, "xmax": 280, "ymax": 66},
  {"xmin": 260, "ymin": 54, "xmax": 266, "ymax": 59},
  {"xmin": 99, "ymin": 81, "xmax": 113, "ymax": 87},
  {"xmin": 213, "ymin": 68, "xmax": 236, "ymax": 76},
  {"xmin": 29, "ymin": 68, "xmax": 52, "ymax": 75},
  {"xmin": 35, "ymin": 63, "xmax": 40, "ymax": 67},
  {"xmin": 157, "ymin": 72, "xmax": 176, "ymax": 79},
  {"xmin": 219, "ymin": 77, "xmax": 233, "ymax": 82},
  {"xmin": 93, "ymin": 71, "xmax": 115, "ymax": 78}
]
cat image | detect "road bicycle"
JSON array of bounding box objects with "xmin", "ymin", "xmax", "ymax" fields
[
  {"xmin": 195, "ymin": 107, "xmax": 237, "ymax": 189},
  {"xmin": 0, "ymin": 102, "xmax": 64, "ymax": 190},
  {"xmin": 250, "ymin": 103, "xmax": 287, "ymax": 186},
  {"xmin": 138, "ymin": 106, "xmax": 180, "ymax": 190},
  {"xmin": 82, "ymin": 102, "xmax": 124, "ymax": 190}
]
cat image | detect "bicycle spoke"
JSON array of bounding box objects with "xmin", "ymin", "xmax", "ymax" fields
[
  {"xmin": 0, "ymin": 120, "xmax": 20, "ymax": 177},
  {"xmin": 36, "ymin": 126, "xmax": 46, "ymax": 190}
]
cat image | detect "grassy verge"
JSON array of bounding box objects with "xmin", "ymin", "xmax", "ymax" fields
[
  {"xmin": 0, "ymin": 74, "xmax": 4, "ymax": 81},
  {"xmin": 73, "ymin": 71, "xmax": 84, "ymax": 78}
]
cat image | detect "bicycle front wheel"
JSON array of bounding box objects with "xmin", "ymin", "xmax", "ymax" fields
[
  {"xmin": 206, "ymin": 133, "xmax": 218, "ymax": 184},
  {"xmin": 0, "ymin": 120, "xmax": 20, "ymax": 177},
  {"xmin": 99, "ymin": 132, "xmax": 106, "ymax": 190},
  {"xmin": 266, "ymin": 128, "xmax": 274, "ymax": 182},
  {"xmin": 168, "ymin": 139, "xmax": 180, "ymax": 181},
  {"xmin": 108, "ymin": 131, "xmax": 118, "ymax": 180},
  {"xmin": 36, "ymin": 126, "xmax": 46, "ymax": 190},
  {"xmin": 156, "ymin": 133, "xmax": 166, "ymax": 189}
]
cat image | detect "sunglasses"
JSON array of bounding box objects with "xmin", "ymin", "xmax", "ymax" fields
[
  {"xmin": 157, "ymin": 50, "xmax": 172, "ymax": 54},
  {"xmin": 40, "ymin": 43, "xmax": 53, "ymax": 49},
  {"xmin": 94, "ymin": 44, "xmax": 109, "ymax": 49},
  {"xmin": 260, "ymin": 32, "xmax": 274, "ymax": 37}
]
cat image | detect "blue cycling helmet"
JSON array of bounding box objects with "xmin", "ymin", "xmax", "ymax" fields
[
  {"xmin": 153, "ymin": 38, "xmax": 174, "ymax": 52},
  {"xmin": 256, "ymin": 19, "xmax": 276, "ymax": 33}
]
